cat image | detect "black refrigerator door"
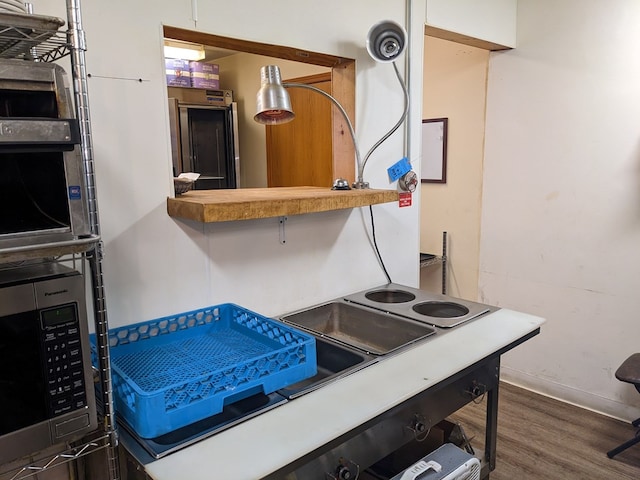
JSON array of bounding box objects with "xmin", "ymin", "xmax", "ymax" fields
[{"xmin": 181, "ymin": 106, "xmax": 237, "ymax": 190}]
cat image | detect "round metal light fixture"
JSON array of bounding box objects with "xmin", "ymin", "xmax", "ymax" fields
[
  {"xmin": 366, "ymin": 20, "xmax": 407, "ymax": 63},
  {"xmin": 254, "ymin": 65, "xmax": 295, "ymax": 125}
]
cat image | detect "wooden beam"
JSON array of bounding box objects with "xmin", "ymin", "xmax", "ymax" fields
[
  {"xmin": 425, "ymin": 25, "xmax": 513, "ymax": 51},
  {"xmin": 163, "ymin": 25, "xmax": 353, "ymax": 68},
  {"xmin": 167, "ymin": 186, "xmax": 399, "ymax": 222}
]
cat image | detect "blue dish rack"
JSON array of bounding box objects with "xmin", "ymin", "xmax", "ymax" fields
[{"xmin": 91, "ymin": 303, "xmax": 316, "ymax": 438}]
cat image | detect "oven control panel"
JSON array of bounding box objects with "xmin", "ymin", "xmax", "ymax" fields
[{"xmin": 41, "ymin": 303, "xmax": 87, "ymax": 416}]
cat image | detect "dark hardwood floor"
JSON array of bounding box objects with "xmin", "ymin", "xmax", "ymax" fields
[{"xmin": 449, "ymin": 382, "xmax": 640, "ymax": 479}]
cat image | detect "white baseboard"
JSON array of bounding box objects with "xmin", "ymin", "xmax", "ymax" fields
[{"xmin": 500, "ymin": 365, "xmax": 640, "ymax": 423}]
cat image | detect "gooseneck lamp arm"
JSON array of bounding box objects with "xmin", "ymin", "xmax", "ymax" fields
[
  {"xmin": 254, "ymin": 65, "xmax": 366, "ymax": 188},
  {"xmin": 361, "ymin": 61, "xmax": 409, "ymax": 176},
  {"xmin": 254, "ymin": 64, "xmax": 408, "ymax": 189},
  {"xmin": 254, "ymin": 20, "xmax": 409, "ymax": 189},
  {"xmin": 281, "ymin": 81, "xmax": 364, "ymax": 188},
  {"xmin": 283, "ymin": 66, "xmax": 409, "ymax": 189}
]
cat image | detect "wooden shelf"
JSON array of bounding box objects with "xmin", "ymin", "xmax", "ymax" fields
[{"xmin": 167, "ymin": 186, "xmax": 399, "ymax": 223}]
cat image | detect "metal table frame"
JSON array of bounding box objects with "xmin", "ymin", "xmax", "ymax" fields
[{"xmin": 260, "ymin": 327, "xmax": 540, "ymax": 479}]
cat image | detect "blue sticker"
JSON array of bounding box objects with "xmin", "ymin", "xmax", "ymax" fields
[
  {"xmin": 387, "ymin": 157, "xmax": 412, "ymax": 181},
  {"xmin": 68, "ymin": 185, "xmax": 81, "ymax": 199}
]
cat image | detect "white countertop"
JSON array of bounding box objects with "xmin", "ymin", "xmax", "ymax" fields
[{"xmin": 144, "ymin": 308, "xmax": 544, "ymax": 480}]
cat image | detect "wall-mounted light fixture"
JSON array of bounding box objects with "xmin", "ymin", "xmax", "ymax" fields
[
  {"xmin": 254, "ymin": 20, "xmax": 409, "ymax": 190},
  {"xmin": 164, "ymin": 39, "xmax": 205, "ymax": 61},
  {"xmin": 366, "ymin": 19, "xmax": 407, "ymax": 63}
]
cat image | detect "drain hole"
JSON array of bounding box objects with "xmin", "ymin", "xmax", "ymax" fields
[
  {"xmin": 412, "ymin": 301, "xmax": 469, "ymax": 318},
  {"xmin": 365, "ymin": 290, "xmax": 416, "ymax": 303}
]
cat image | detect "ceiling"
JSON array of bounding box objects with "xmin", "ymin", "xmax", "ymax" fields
[{"xmin": 203, "ymin": 45, "xmax": 238, "ymax": 62}]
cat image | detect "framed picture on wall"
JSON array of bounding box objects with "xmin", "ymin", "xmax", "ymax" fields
[{"xmin": 421, "ymin": 118, "xmax": 448, "ymax": 183}]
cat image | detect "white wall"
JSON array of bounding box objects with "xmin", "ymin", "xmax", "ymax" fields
[
  {"xmin": 421, "ymin": 37, "xmax": 489, "ymax": 301},
  {"xmin": 33, "ymin": 1, "xmax": 423, "ymax": 329},
  {"xmin": 481, "ymin": 0, "xmax": 640, "ymax": 420},
  {"xmin": 426, "ymin": 0, "xmax": 517, "ymax": 48}
]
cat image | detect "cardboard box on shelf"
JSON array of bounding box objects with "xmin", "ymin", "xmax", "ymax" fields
[
  {"xmin": 165, "ymin": 58, "xmax": 190, "ymax": 87},
  {"xmin": 189, "ymin": 61, "xmax": 220, "ymax": 89}
]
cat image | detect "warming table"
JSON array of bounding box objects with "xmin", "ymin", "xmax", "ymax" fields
[{"xmin": 134, "ymin": 308, "xmax": 544, "ymax": 479}]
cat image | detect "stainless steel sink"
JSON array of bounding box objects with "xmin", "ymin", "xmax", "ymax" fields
[
  {"xmin": 277, "ymin": 336, "xmax": 377, "ymax": 399},
  {"xmin": 280, "ymin": 301, "xmax": 436, "ymax": 356}
]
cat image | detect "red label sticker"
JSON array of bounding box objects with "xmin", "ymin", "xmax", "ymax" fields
[{"xmin": 398, "ymin": 192, "xmax": 412, "ymax": 207}]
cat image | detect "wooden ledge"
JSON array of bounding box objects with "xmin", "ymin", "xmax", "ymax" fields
[{"xmin": 167, "ymin": 186, "xmax": 399, "ymax": 223}]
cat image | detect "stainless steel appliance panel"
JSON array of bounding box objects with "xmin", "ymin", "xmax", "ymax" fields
[
  {"xmin": 267, "ymin": 356, "xmax": 499, "ymax": 479},
  {"xmin": 343, "ymin": 283, "xmax": 496, "ymax": 328},
  {"xmin": 0, "ymin": 264, "xmax": 97, "ymax": 465},
  {"xmin": 0, "ymin": 282, "xmax": 34, "ymax": 316},
  {"xmin": 280, "ymin": 300, "xmax": 436, "ymax": 355},
  {"xmin": 168, "ymin": 87, "xmax": 240, "ymax": 190},
  {"xmin": 0, "ymin": 59, "xmax": 92, "ymax": 253}
]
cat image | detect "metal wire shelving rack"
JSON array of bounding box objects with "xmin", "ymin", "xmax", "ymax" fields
[
  {"xmin": 420, "ymin": 231, "xmax": 447, "ymax": 295},
  {"xmin": 0, "ymin": 2, "xmax": 119, "ymax": 480},
  {"xmin": 3, "ymin": 434, "xmax": 111, "ymax": 480},
  {"xmin": 0, "ymin": 12, "xmax": 68, "ymax": 61}
]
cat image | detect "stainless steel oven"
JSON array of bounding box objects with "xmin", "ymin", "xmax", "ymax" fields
[
  {"xmin": 168, "ymin": 87, "xmax": 240, "ymax": 189},
  {"xmin": 0, "ymin": 59, "xmax": 93, "ymax": 254},
  {"xmin": 0, "ymin": 263, "xmax": 97, "ymax": 465}
]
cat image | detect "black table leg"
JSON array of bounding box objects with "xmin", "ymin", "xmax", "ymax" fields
[{"xmin": 485, "ymin": 360, "xmax": 500, "ymax": 474}]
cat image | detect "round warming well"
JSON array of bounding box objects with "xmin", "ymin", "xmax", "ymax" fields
[
  {"xmin": 412, "ymin": 301, "xmax": 469, "ymax": 318},
  {"xmin": 364, "ymin": 289, "xmax": 416, "ymax": 303}
]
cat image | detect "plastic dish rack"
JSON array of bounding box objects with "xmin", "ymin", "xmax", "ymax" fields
[{"xmin": 91, "ymin": 303, "xmax": 317, "ymax": 438}]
